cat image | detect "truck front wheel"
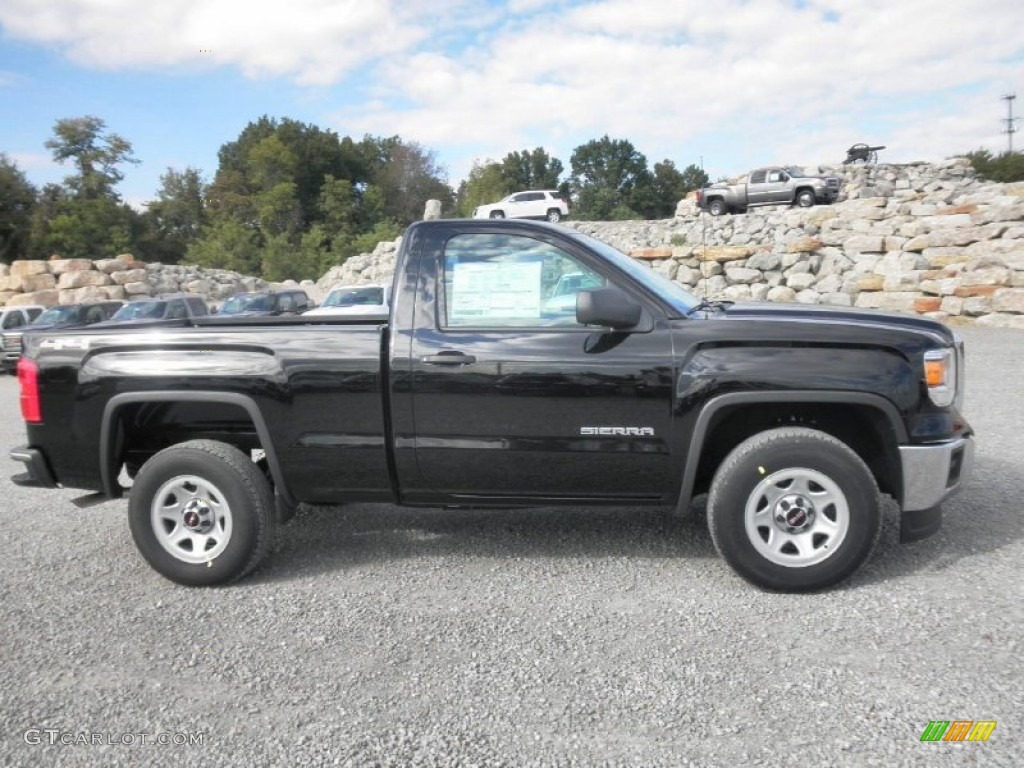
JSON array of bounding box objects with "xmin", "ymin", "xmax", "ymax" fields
[
  {"xmin": 707, "ymin": 427, "xmax": 881, "ymax": 592},
  {"xmin": 708, "ymin": 199, "xmax": 728, "ymax": 216},
  {"xmin": 795, "ymin": 189, "xmax": 816, "ymax": 208},
  {"xmin": 128, "ymin": 440, "xmax": 275, "ymax": 586}
]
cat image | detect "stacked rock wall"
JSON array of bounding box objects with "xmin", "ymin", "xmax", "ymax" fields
[
  {"xmin": 0, "ymin": 257, "xmax": 276, "ymax": 309},
  {"xmin": 314, "ymin": 159, "xmax": 1024, "ymax": 328},
  {"xmin": 3, "ymin": 160, "xmax": 1022, "ymax": 326}
]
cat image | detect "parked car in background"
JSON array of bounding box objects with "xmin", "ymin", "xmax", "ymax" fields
[
  {"xmin": 0, "ymin": 305, "xmax": 46, "ymax": 373},
  {"xmin": 696, "ymin": 167, "xmax": 841, "ymax": 215},
  {"xmin": 0, "ymin": 305, "xmax": 45, "ymax": 330},
  {"xmin": 473, "ymin": 190, "xmax": 569, "ymax": 223},
  {"xmin": 303, "ymin": 285, "xmax": 389, "ymax": 319},
  {"xmin": 216, "ymin": 290, "xmax": 312, "ymax": 317},
  {"xmin": 105, "ymin": 295, "xmax": 209, "ymax": 324},
  {"xmin": 2, "ymin": 301, "xmax": 123, "ymax": 372}
]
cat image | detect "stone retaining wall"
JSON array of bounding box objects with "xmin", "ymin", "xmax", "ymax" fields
[
  {"xmin": 0, "ymin": 258, "xmax": 294, "ymax": 309},
  {"xmin": 3, "ymin": 160, "xmax": 1022, "ymax": 326},
  {"xmin": 317, "ymin": 159, "xmax": 1024, "ymax": 328}
]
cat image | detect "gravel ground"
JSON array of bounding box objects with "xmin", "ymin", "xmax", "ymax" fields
[{"xmin": 0, "ymin": 327, "xmax": 1021, "ymax": 767}]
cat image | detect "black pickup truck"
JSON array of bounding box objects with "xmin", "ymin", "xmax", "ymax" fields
[{"xmin": 10, "ymin": 220, "xmax": 974, "ymax": 591}]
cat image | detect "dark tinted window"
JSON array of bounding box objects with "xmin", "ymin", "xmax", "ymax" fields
[{"xmin": 750, "ymin": 170, "xmax": 767, "ymax": 184}]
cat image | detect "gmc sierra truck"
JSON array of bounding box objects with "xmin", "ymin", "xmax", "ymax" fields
[
  {"xmin": 697, "ymin": 167, "xmax": 841, "ymax": 215},
  {"xmin": 10, "ymin": 220, "xmax": 974, "ymax": 591}
]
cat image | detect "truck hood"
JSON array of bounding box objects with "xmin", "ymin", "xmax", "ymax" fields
[{"xmin": 719, "ymin": 302, "xmax": 957, "ymax": 345}]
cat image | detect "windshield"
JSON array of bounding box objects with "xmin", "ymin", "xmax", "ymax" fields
[
  {"xmin": 565, "ymin": 231, "xmax": 700, "ymax": 316},
  {"xmin": 220, "ymin": 294, "xmax": 275, "ymax": 314},
  {"xmin": 33, "ymin": 307, "xmax": 80, "ymax": 325},
  {"xmin": 112, "ymin": 301, "xmax": 166, "ymax": 320},
  {"xmin": 322, "ymin": 287, "xmax": 385, "ymax": 308}
]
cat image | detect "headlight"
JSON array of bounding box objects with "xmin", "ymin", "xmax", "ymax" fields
[{"xmin": 924, "ymin": 348, "xmax": 956, "ymax": 407}]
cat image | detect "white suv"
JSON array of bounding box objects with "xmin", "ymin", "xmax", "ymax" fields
[{"xmin": 473, "ymin": 190, "xmax": 569, "ymax": 223}]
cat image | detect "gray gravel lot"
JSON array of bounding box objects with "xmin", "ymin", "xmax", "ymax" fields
[{"xmin": 0, "ymin": 327, "xmax": 1021, "ymax": 767}]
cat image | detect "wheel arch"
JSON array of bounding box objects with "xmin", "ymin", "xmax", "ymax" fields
[
  {"xmin": 676, "ymin": 391, "xmax": 906, "ymax": 514},
  {"xmin": 99, "ymin": 391, "xmax": 293, "ymax": 506}
]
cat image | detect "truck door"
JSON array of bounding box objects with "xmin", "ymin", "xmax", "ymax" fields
[
  {"xmin": 396, "ymin": 227, "xmax": 676, "ymax": 504},
  {"xmin": 746, "ymin": 168, "xmax": 780, "ymax": 205},
  {"xmin": 756, "ymin": 168, "xmax": 790, "ymax": 205}
]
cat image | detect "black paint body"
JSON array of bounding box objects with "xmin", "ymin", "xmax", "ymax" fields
[{"xmin": 16, "ymin": 220, "xmax": 970, "ymax": 512}]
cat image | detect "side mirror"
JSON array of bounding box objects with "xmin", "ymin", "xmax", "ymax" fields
[{"xmin": 576, "ymin": 287, "xmax": 641, "ymax": 330}]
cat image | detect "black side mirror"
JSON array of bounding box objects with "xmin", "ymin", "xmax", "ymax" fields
[{"xmin": 577, "ymin": 287, "xmax": 641, "ymax": 330}]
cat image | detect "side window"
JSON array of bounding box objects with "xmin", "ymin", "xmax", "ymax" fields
[
  {"xmin": 3, "ymin": 312, "xmax": 24, "ymax": 329},
  {"xmin": 84, "ymin": 306, "xmax": 105, "ymax": 324},
  {"xmin": 103, "ymin": 303, "xmax": 121, "ymax": 319},
  {"xmin": 187, "ymin": 297, "xmax": 208, "ymax": 316},
  {"xmin": 169, "ymin": 300, "xmax": 188, "ymax": 319},
  {"xmin": 750, "ymin": 170, "xmax": 767, "ymax": 184},
  {"xmin": 441, "ymin": 233, "xmax": 607, "ymax": 329},
  {"xmin": 767, "ymin": 170, "xmax": 782, "ymax": 182},
  {"xmin": 509, "ymin": 193, "xmax": 527, "ymax": 203},
  {"xmin": 293, "ymin": 292, "xmax": 309, "ymax": 310},
  {"xmin": 27, "ymin": 308, "xmax": 43, "ymax": 321},
  {"xmin": 279, "ymin": 295, "xmax": 295, "ymax": 312}
]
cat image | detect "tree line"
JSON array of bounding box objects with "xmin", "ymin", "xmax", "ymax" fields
[
  {"xmin": 9, "ymin": 115, "xmax": 1019, "ymax": 282},
  {"xmin": 0, "ymin": 116, "xmax": 712, "ymax": 280}
]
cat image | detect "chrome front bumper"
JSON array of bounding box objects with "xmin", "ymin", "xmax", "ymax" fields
[{"xmin": 899, "ymin": 436, "xmax": 975, "ymax": 512}]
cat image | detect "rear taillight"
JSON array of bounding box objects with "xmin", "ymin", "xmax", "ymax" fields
[{"xmin": 17, "ymin": 356, "xmax": 41, "ymax": 423}]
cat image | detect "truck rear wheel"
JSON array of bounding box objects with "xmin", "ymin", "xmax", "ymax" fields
[
  {"xmin": 707, "ymin": 427, "xmax": 881, "ymax": 592},
  {"xmin": 128, "ymin": 440, "xmax": 275, "ymax": 586},
  {"xmin": 708, "ymin": 199, "xmax": 728, "ymax": 216}
]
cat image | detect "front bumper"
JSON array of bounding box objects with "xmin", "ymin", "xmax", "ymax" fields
[
  {"xmin": 897, "ymin": 436, "xmax": 974, "ymax": 542},
  {"xmin": 9, "ymin": 446, "xmax": 59, "ymax": 489}
]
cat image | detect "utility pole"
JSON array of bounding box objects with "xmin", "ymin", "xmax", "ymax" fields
[{"xmin": 1002, "ymin": 94, "xmax": 1019, "ymax": 153}]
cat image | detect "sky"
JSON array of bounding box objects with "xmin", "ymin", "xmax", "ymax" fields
[{"xmin": 1, "ymin": 0, "xmax": 1022, "ymax": 210}]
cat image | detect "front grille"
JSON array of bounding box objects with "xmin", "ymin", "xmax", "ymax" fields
[{"xmin": 827, "ymin": 178, "xmax": 840, "ymax": 189}]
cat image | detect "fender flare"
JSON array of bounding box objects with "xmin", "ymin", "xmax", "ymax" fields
[
  {"xmin": 674, "ymin": 390, "xmax": 907, "ymax": 514},
  {"xmin": 99, "ymin": 391, "xmax": 294, "ymax": 506}
]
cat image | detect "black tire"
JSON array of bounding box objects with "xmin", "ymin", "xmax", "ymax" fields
[
  {"xmin": 708, "ymin": 199, "xmax": 728, "ymax": 216},
  {"xmin": 489, "ymin": 210, "xmax": 505, "ymax": 219},
  {"xmin": 255, "ymin": 456, "xmax": 297, "ymax": 525},
  {"xmin": 546, "ymin": 209, "xmax": 562, "ymax": 223},
  {"xmin": 707, "ymin": 427, "xmax": 881, "ymax": 592},
  {"xmin": 128, "ymin": 440, "xmax": 275, "ymax": 586},
  {"xmin": 796, "ymin": 189, "xmax": 816, "ymax": 208}
]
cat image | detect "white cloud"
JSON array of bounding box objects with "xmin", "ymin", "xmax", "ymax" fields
[
  {"xmin": 1, "ymin": 0, "xmax": 1022, "ymax": 182},
  {"xmin": 0, "ymin": 0, "xmax": 423, "ymax": 84}
]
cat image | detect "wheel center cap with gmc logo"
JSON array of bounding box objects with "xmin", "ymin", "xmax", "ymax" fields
[
  {"xmin": 774, "ymin": 494, "xmax": 815, "ymax": 533},
  {"xmin": 182, "ymin": 499, "xmax": 213, "ymax": 533}
]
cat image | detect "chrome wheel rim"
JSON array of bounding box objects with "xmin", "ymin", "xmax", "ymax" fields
[
  {"xmin": 744, "ymin": 467, "xmax": 849, "ymax": 567},
  {"xmin": 150, "ymin": 474, "xmax": 233, "ymax": 564}
]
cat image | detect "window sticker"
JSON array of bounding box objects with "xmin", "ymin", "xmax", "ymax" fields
[{"xmin": 450, "ymin": 260, "xmax": 542, "ymax": 321}]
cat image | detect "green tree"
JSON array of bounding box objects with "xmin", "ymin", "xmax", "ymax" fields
[
  {"xmin": 643, "ymin": 159, "xmax": 708, "ymax": 218},
  {"xmin": 455, "ymin": 161, "xmax": 509, "ymax": 217},
  {"xmin": 500, "ymin": 148, "xmax": 563, "ymax": 191},
  {"xmin": 138, "ymin": 166, "xmax": 207, "ymax": 263},
  {"xmin": 0, "ymin": 154, "xmax": 36, "ymax": 263},
  {"xmin": 186, "ymin": 218, "xmax": 262, "ymax": 275},
  {"xmin": 44, "ymin": 116, "xmax": 138, "ymax": 199},
  {"xmin": 679, "ymin": 163, "xmax": 710, "ymax": 195},
  {"xmin": 963, "ymin": 149, "xmax": 1024, "ymax": 182},
  {"xmin": 569, "ymin": 136, "xmax": 650, "ymax": 220},
  {"xmin": 31, "ymin": 116, "xmax": 145, "ymax": 259},
  {"xmin": 361, "ymin": 136, "xmax": 454, "ymax": 223}
]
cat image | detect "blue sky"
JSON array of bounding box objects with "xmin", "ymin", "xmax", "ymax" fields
[{"xmin": 2, "ymin": 0, "xmax": 1022, "ymax": 209}]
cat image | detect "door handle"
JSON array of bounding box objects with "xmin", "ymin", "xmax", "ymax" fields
[{"xmin": 421, "ymin": 351, "xmax": 477, "ymax": 365}]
